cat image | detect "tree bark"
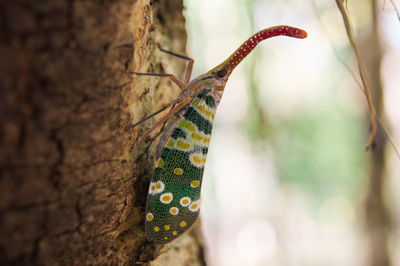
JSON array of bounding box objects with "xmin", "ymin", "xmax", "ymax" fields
[{"xmin": 0, "ymin": 0, "xmax": 205, "ymax": 265}]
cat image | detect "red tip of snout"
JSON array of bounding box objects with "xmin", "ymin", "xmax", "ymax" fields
[
  {"xmin": 296, "ymin": 29, "xmax": 308, "ymax": 39},
  {"xmin": 280, "ymin": 26, "xmax": 307, "ymax": 39}
]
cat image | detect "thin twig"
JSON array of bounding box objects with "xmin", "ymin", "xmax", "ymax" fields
[
  {"xmin": 377, "ymin": 116, "xmax": 400, "ymax": 160},
  {"xmin": 312, "ymin": 1, "xmax": 364, "ymax": 91},
  {"xmin": 335, "ymin": 0, "xmax": 377, "ymax": 150},
  {"xmin": 314, "ymin": 1, "xmax": 400, "ymax": 159}
]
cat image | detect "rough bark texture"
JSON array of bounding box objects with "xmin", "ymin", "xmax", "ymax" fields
[{"xmin": 0, "ymin": 0, "xmax": 205, "ymax": 265}]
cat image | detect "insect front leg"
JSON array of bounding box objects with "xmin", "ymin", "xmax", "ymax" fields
[
  {"xmin": 131, "ymin": 44, "xmax": 194, "ymax": 89},
  {"xmin": 131, "ymin": 72, "xmax": 185, "ymax": 90},
  {"xmin": 130, "ymin": 97, "xmax": 192, "ymax": 151},
  {"xmin": 139, "ymin": 110, "xmax": 182, "ymax": 157},
  {"xmin": 129, "ymin": 44, "xmax": 195, "ymax": 151},
  {"xmin": 156, "ymin": 43, "xmax": 194, "ymax": 85}
]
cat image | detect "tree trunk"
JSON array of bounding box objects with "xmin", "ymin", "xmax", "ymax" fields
[
  {"xmin": 361, "ymin": 1, "xmax": 391, "ymax": 265},
  {"xmin": 0, "ymin": 0, "xmax": 205, "ymax": 265}
]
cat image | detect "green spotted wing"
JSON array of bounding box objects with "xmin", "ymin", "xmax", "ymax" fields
[{"xmin": 145, "ymin": 89, "xmax": 216, "ymax": 244}]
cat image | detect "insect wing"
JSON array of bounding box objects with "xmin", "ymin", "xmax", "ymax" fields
[{"xmin": 145, "ymin": 90, "xmax": 216, "ymax": 244}]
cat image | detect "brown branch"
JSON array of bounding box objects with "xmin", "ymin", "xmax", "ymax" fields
[
  {"xmin": 335, "ymin": 0, "xmax": 377, "ymax": 150},
  {"xmin": 313, "ymin": 1, "xmax": 400, "ymax": 159}
]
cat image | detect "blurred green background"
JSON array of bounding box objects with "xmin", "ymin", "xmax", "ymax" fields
[{"xmin": 183, "ymin": 0, "xmax": 400, "ymax": 265}]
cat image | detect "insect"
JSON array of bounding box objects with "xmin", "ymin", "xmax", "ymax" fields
[{"xmin": 131, "ymin": 25, "xmax": 307, "ymax": 244}]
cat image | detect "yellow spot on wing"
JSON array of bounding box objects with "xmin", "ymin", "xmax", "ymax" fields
[
  {"xmin": 180, "ymin": 197, "xmax": 191, "ymax": 207},
  {"xmin": 176, "ymin": 139, "xmax": 191, "ymax": 150},
  {"xmin": 190, "ymin": 180, "xmax": 200, "ymax": 188},
  {"xmin": 184, "ymin": 123, "xmax": 196, "ymax": 132},
  {"xmin": 191, "ymin": 132, "xmax": 203, "ymax": 141},
  {"xmin": 154, "ymin": 226, "xmax": 160, "ymax": 232},
  {"xmin": 189, "ymin": 153, "xmax": 207, "ymax": 167},
  {"xmin": 189, "ymin": 200, "xmax": 200, "ymax": 212},
  {"xmin": 160, "ymin": 192, "xmax": 173, "ymax": 204},
  {"xmin": 192, "ymin": 99, "xmax": 200, "ymax": 106},
  {"xmin": 169, "ymin": 207, "xmax": 179, "ymax": 215},
  {"xmin": 197, "ymin": 103, "xmax": 215, "ymax": 120},
  {"xmin": 180, "ymin": 221, "xmax": 187, "ymax": 228},
  {"xmin": 198, "ymin": 105, "xmax": 212, "ymax": 116},
  {"xmin": 193, "ymin": 156, "xmax": 201, "ymax": 164},
  {"xmin": 150, "ymin": 183, "xmax": 156, "ymax": 193},
  {"xmin": 166, "ymin": 139, "xmax": 175, "ymax": 147},
  {"xmin": 164, "ymin": 225, "xmax": 170, "ymax": 231},
  {"xmin": 157, "ymin": 158, "xmax": 164, "ymax": 167},
  {"xmin": 172, "ymin": 231, "xmax": 177, "ymax": 236},
  {"xmin": 150, "ymin": 180, "xmax": 164, "ymax": 194},
  {"xmin": 173, "ymin": 168, "xmax": 184, "ymax": 175},
  {"xmin": 146, "ymin": 213, "xmax": 154, "ymax": 221}
]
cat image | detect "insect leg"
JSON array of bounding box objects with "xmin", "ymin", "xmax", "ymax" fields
[
  {"xmin": 157, "ymin": 44, "xmax": 194, "ymax": 85},
  {"xmin": 184, "ymin": 59, "xmax": 194, "ymax": 85},
  {"xmin": 131, "ymin": 97, "xmax": 191, "ymax": 149},
  {"xmin": 127, "ymin": 105, "xmax": 167, "ymax": 131},
  {"xmin": 157, "ymin": 43, "xmax": 192, "ymax": 61},
  {"xmin": 126, "ymin": 95, "xmax": 182, "ymax": 131},
  {"xmin": 131, "ymin": 72, "xmax": 185, "ymax": 90},
  {"xmin": 130, "ymin": 45, "xmax": 195, "ymax": 150}
]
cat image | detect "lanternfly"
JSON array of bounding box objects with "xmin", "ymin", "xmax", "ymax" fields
[{"xmin": 131, "ymin": 25, "xmax": 307, "ymax": 244}]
